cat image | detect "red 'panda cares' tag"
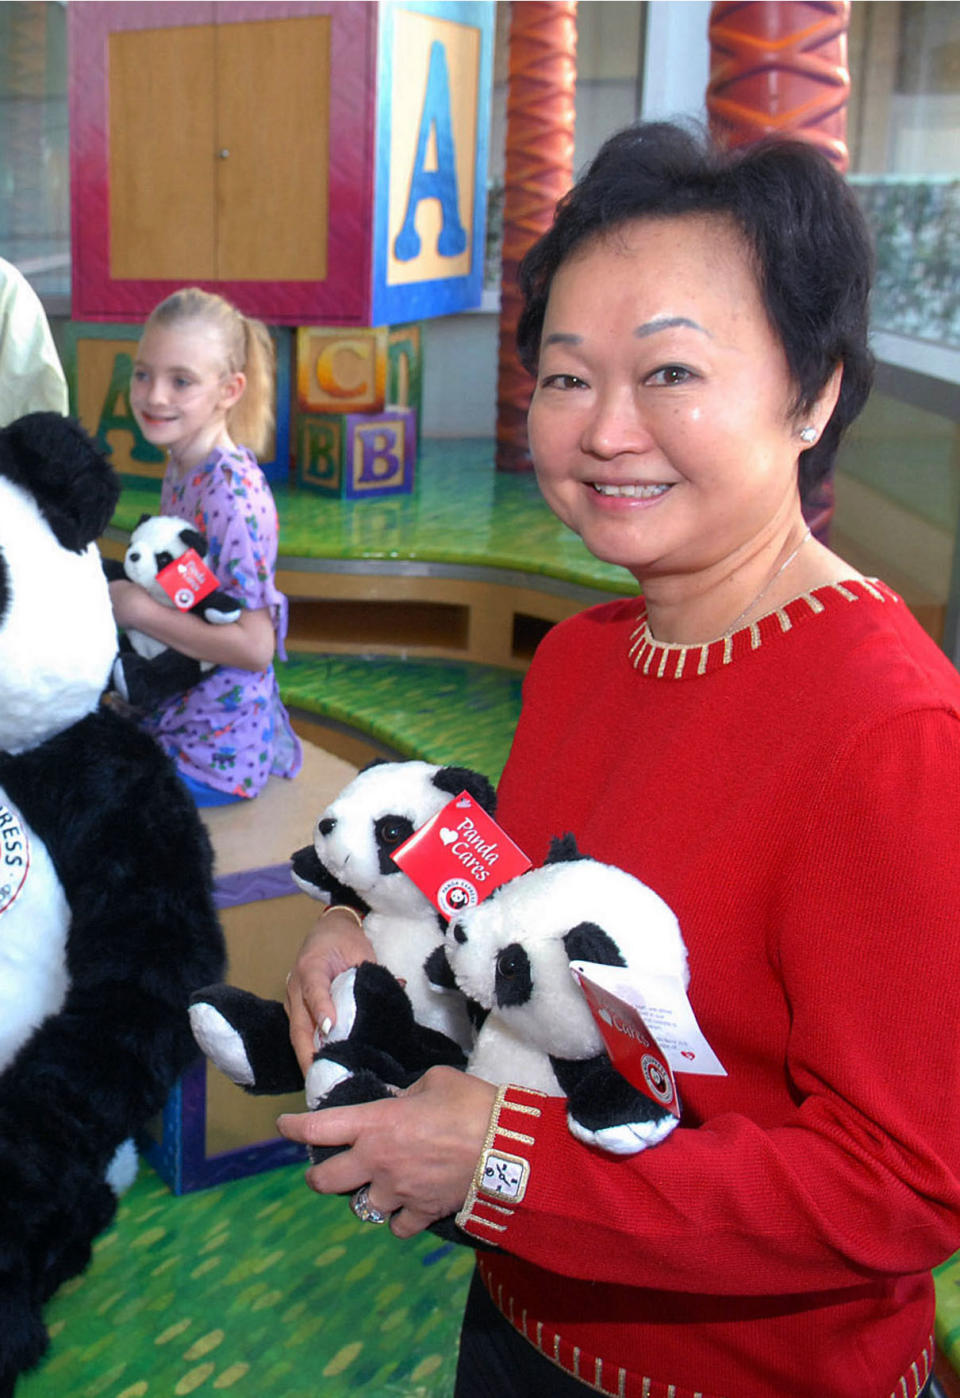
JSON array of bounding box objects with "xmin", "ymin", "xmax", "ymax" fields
[
  {"xmin": 155, "ymin": 549, "xmax": 221, "ymax": 611},
  {"xmin": 392, "ymin": 792, "xmax": 532, "ymax": 920},
  {"xmin": 571, "ymin": 960, "xmax": 727, "ymax": 1114},
  {"xmin": 571, "ymin": 965, "xmax": 681, "ymax": 1115}
]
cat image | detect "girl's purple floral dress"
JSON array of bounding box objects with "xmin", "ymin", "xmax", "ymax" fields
[{"xmin": 142, "ymin": 444, "xmax": 303, "ymax": 799}]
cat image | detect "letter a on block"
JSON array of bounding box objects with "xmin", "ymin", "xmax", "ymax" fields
[
  {"xmin": 97, "ymin": 351, "xmax": 164, "ymax": 464},
  {"xmin": 393, "ymin": 40, "xmax": 468, "ymax": 263}
]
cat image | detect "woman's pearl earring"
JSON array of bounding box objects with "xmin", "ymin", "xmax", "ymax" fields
[{"xmin": 799, "ymin": 426, "xmax": 818, "ymax": 444}]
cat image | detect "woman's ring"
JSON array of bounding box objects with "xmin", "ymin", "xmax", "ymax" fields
[{"xmin": 350, "ymin": 1184, "xmax": 389, "ymax": 1225}]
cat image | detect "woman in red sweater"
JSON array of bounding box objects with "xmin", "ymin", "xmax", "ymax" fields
[{"xmin": 278, "ymin": 124, "xmax": 960, "ymax": 1398}]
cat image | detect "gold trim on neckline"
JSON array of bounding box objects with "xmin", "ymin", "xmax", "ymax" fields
[{"xmin": 628, "ymin": 579, "xmax": 888, "ymax": 679}]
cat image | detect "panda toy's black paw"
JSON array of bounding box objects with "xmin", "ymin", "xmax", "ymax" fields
[
  {"xmin": 565, "ymin": 1063, "xmax": 679, "ymax": 1155},
  {"xmin": 0, "ymin": 1289, "xmax": 49, "ymax": 1398},
  {"xmin": 189, "ymin": 985, "xmax": 304, "ymax": 1096},
  {"xmin": 305, "ymin": 963, "xmax": 466, "ymax": 1108},
  {"xmin": 112, "ymin": 647, "xmax": 206, "ymax": 710}
]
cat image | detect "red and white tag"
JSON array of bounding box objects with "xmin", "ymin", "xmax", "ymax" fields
[
  {"xmin": 572, "ymin": 965, "xmax": 681, "ymax": 1114},
  {"xmin": 571, "ymin": 961, "xmax": 726, "ymax": 1114},
  {"xmin": 0, "ymin": 801, "xmax": 30, "ymax": 916},
  {"xmin": 393, "ymin": 792, "xmax": 532, "ymax": 919},
  {"xmin": 155, "ymin": 549, "xmax": 220, "ymax": 612}
]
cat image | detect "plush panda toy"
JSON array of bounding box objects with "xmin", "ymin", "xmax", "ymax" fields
[
  {"xmin": 433, "ymin": 834, "xmax": 689, "ymax": 1156},
  {"xmin": 103, "ymin": 513, "xmax": 244, "ymax": 710},
  {"xmin": 0, "ymin": 413, "xmax": 226, "ymax": 1396},
  {"xmin": 189, "ymin": 759, "xmax": 496, "ymax": 1103}
]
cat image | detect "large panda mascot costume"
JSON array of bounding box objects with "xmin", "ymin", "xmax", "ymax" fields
[{"xmin": 0, "ymin": 413, "xmax": 225, "ymax": 1395}]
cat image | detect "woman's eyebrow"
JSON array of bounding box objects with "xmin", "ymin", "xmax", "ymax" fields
[
  {"xmin": 542, "ymin": 331, "xmax": 583, "ymax": 348},
  {"xmin": 635, "ymin": 315, "xmax": 711, "ymax": 339}
]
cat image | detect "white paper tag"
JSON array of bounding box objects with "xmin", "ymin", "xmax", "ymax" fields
[{"xmin": 570, "ymin": 960, "xmax": 726, "ymax": 1077}]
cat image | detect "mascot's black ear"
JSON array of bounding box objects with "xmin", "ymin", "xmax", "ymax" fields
[
  {"xmin": 546, "ymin": 833, "xmax": 590, "ymax": 865},
  {"xmin": 137, "ymin": 512, "xmax": 152, "ymax": 528},
  {"xmin": 179, "ymin": 527, "xmax": 208, "ymax": 558},
  {"xmin": 360, "ymin": 757, "xmax": 389, "ymax": 775},
  {"xmin": 0, "ymin": 413, "xmax": 119, "ymax": 552},
  {"xmin": 433, "ymin": 766, "xmax": 497, "ymax": 814},
  {"xmin": 564, "ymin": 921, "xmax": 627, "ymax": 967}
]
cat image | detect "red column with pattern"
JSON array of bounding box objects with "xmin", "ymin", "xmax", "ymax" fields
[{"xmin": 495, "ymin": 1, "xmax": 578, "ymax": 473}]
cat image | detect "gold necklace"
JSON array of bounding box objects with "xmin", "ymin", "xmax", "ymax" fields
[{"xmin": 722, "ymin": 528, "xmax": 812, "ymax": 636}]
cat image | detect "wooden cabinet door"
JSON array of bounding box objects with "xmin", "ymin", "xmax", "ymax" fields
[
  {"xmin": 216, "ymin": 15, "xmax": 330, "ymax": 282},
  {"xmin": 107, "ymin": 14, "xmax": 331, "ymax": 285},
  {"xmin": 108, "ymin": 23, "xmax": 218, "ymax": 280}
]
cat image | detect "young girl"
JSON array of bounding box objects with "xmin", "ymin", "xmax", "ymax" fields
[{"xmin": 108, "ymin": 287, "xmax": 302, "ymax": 805}]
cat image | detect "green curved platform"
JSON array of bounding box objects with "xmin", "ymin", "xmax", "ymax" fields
[{"xmin": 276, "ymin": 652, "xmax": 523, "ymax": 783}]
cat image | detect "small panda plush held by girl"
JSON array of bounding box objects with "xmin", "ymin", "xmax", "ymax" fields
[{"xmin": 107, "ymin": 288, "xmax": 301, "ymax": 806}]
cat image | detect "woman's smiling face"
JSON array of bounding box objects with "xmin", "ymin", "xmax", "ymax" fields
[{"xmin": 527, "ymin": 214, "xmax": 806, "ymax": 585}]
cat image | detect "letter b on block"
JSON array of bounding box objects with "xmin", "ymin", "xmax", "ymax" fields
[{"xmin": 349, "ymin": 411, "xmax": 416, "ymax": 499}]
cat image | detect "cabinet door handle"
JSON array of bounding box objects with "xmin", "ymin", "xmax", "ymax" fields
[{"xmin": 219, "ymin": 148, "xmax": 230, "ymax": 159}]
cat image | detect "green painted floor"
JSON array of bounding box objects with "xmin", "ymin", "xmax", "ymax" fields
[
  {"xmin": 276, "ymin": 653, "xmax": 524, "ymax": 783},
  {"xmin": 18, "ymin": 1160, "xmax": 473, "ymax": 1398}
]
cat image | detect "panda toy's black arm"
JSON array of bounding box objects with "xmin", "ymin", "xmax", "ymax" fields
[
  {"xmin": 551, "ymin": 1053, "xmax": 679, "ymax": 1155},
  {"xmin": 101, "ymin": 555, "xmax": 126, "ymax": 584},
  {"xmin": 0, "ymin": 709, "xmax": 225, "ymax": 1322},
  {"xmin": 192, "ymin": 588, "xmax": 244, "ymax": 626},
  {"xmin": 113, "ymin": 646, "xmax": 208, "ymax": 710}
]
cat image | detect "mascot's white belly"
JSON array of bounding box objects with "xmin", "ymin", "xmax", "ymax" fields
[{"xmin": 0, "ymin": 788, "xmax": 70, "ymax": 1073}]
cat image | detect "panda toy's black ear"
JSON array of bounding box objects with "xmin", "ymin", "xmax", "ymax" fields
[
  {"xmin": 0, "ymin": 413, "xmax": 119, "ymax": 553},
  {"xmin": 359, "ymin": 757, "xmax": 389, "ymax": 775},
  {"xmin": 178, "ymin": 527, "xmax": 208, "ymax": 558},
  {"xmin": 136, "ymin": 512, "xmax": 153, "ymax": 528},
  {"xmin": 563, "ymin": 921, "xmax": 627, "ymax": 968},
  {"xmin": 432, "ymin": 766, "xmax": 497, "ymax": 814},
  {"xmin": 546, "ymin": 833, "xmax": 590, "ymax": 865}
]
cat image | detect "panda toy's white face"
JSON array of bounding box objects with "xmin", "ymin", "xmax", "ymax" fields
[
  {"xmin": 446, "ymin": 858, "xmax": 688, "ymax": 1063},
  {"xmin": 0, "ymin": 476, "xmax": 117, "ymax": 754},
  {"xmin": 123, "ymin": 515, "xmax": 200, "ymax": 602},
  {"xmin": 311, "ymin": 761, "xmax": 455, "ymax": 916}
]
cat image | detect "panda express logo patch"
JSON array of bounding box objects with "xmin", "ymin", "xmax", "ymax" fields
[
  {"xmin": 392, "ymin": 793, "xmax": 532, "ymax": 918},
  {"xmin": 0, "ymin": 801, "xmax": 30, "ymax": 915}
]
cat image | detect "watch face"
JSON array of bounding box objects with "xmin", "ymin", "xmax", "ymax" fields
[{"xmin": 480, "ymin": 1150, "xmax": 528, "ymax": 1203}]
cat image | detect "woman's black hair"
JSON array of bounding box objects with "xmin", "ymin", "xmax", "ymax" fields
[{"xmin": 516, "ymin": 122, "xmax": 875, "ymax": 499}]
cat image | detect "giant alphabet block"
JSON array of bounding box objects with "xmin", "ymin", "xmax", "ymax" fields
[
  {"xmin": 69, "ymin": 1, "xmax": 493, "ymax": 327},
  {"xmin": 297, "ymin": 407, "xmax": 417, "ymax": 500}
]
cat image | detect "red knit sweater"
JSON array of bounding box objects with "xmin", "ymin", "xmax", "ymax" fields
[{"xmin": 456, "ymin": 580, "xmax": 960, "ymax": 1398}]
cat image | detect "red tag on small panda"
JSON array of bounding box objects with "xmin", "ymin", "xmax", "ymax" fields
[
  {"xmin": 393, "ymin": 792, "xmax": 532, "ymax": 920},
  {"xmin": 572, "ymin": 967, "xmax": 681, "ymax": 1116},
  {"xmin": 155, "ymin": 550, "xmax": 220, "ymax": 611}
]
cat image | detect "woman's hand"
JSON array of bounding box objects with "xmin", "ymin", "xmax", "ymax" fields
[
  {"xmin": 277, "ymin": 1066, "xmax": 498, "ymax": 1237},
  {"xmin": 285, "ymin": 910, "xmax": 377, "ymax": 1075}
]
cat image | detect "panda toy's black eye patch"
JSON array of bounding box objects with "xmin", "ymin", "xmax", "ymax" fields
[
  {"xmin": 495, "ymin": 942, "xmax": 532, "ymax": 1008},
  {"xmin": 374, "ymin": 813, "xmax": 415, "ymax": 875}
]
